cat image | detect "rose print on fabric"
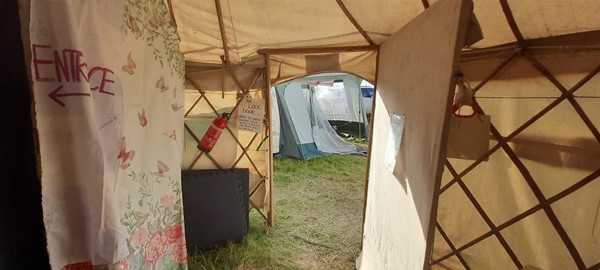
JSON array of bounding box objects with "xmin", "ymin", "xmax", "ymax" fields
[
  {"xmin": 165, "ymin": 224, "xmax": 183, "ymax": 243},
  {"xmin": 160, "ymin": 195, "xmax": 175, "ymax": 209},
  {"xmin": 170, "ymin": 241, "xmax": 187, "ymax": 264},
  {"xmin": 120, "ymin": 174, "xmax": 186, "ymax": 269},
  {"xmin": 131, "ymin": 227, "xmax": 148, "ymax": 247},
  {"xmin": 143, "ymin": 232, "xmax": 168, "ymax": 264}
]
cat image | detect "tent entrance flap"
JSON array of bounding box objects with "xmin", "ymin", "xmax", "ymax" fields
[
  {"xmin": 274, "ymin": 81, "xmax": 361, "ymax": 160},
  {"xmin": 359, "ymin": 0, "xmax": 473, "ymax": 269}
]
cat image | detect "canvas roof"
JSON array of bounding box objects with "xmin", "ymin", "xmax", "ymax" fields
[{"xmin": 172, "ymin": 0, "xmax": 600, "ymax": 64}]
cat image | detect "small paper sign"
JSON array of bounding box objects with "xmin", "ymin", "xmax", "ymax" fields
[{"xmin": 238, "ymin": 97, "xmax": 265, "ymax": 133}]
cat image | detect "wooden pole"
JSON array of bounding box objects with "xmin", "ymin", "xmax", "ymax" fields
[
  {"xmin": 264, "ymin": 54, "xmax": 275, "ymax": 226},
  {"xmin": 499, "ymin": 0, "xmax": 525, "ymax": 45},
  {"xmin": 360, "ymin": 47, "xmax": 380, "ymax": 239},
  {"xmin": 214, "ymin": 0, "xmax": 230, "ymax": 63},
  {"xmin": 257, "ymin": 45, "xmax": 378, "ymax": 55},
  {"xmin": 167, "ymin": 0, "xmax": 177, "ymax": 27},
  {"xmin": 335, "ymin": 0, "xmax": 374, "ymax": 45}
]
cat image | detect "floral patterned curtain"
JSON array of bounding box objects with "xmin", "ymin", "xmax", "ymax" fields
[{"xmin": 27, "ymin": 0, "xmax": 187, "ymax": 269}]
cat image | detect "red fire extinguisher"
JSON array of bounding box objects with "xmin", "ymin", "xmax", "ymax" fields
[{"xmin": 197, "ymin": 113, "xmax": 229, "ymax": 153}]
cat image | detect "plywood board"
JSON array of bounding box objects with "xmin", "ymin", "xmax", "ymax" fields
[{"xmin": 359, "ymin": 0, "xmax": 472, "ymax": 269}]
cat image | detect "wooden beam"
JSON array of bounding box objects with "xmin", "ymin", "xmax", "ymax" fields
[
  {"xmin": 499, "ymin": 0, "xmax": 524, "ymax": 45},
  {"xmin": 433, "ymin": 168, "xmax": 600, "ymax": 265},
  {"xmin": 435, "ymin": 222, "xmax": 471, "ymax": 269},
  {"xmin": 523, "ymin": 51, "xmax": 600, "ymax": 144},
  {"xmin": 264, "ymin": 54, "xmax": 275, "ymax": 227},
  {"xmin": 489, "ymin": 123, "xmax": 586, "ymax": 269},
  {"xmin": 187, "ymin": 151, "xmax": 204, "ymax": 170},
  {"xmin": 335, "ymin": 0, "xmax": 374, "ymax": 45},
  {"xmin": 360, "ymin": 47, "xmax": 379, "ymax": 240},
  {"xmin": 421, "ymin": 0, "xmax": 430, "ymax": 9},
  {"xmin": 185, "ymin": 75, "xmax": 220, "ymax": 114},
  {"xmin": 588, "ymin": 261, "xmax": 600, "ymax": 270},
  {"xmin": 249, "ymin": 177, "xmax": 266, "ymax": 198},
  {"xmin": 214, "ymin": 0, "xmax": 230, "ymax": 63},
  {"xmin": 441, "ymin": 60, "xmax": 600, "ymax": 194},
  {"xmin": 444, "ymin": 161, "xmax": 523, "ymax": 268},
  {"xmin": 441, "ymin": 65, "xmax": 598, "ymax": 193},
  {"xmin": 462, "ymin": 30, "xmax": 600, "ymax": 61},
  {"xmin": 425, "ymin": 2, "xmax": 475, "ymax": 267},
  {"xmin": 167, "ymin": 0, "xmax": 177, "ymax": 27},
  {"xmin": 472, "ymin": 52, "xmax": 520, "ymax": 93},
  {"xmin": 231, "ymin": 133, "xmax": 259, "ymax": 168},
  {"xmin": 257, "ymin": 45, "xmax": 378, "ymax": 55},
  {"xmin": 184, "ymin": 96, "xmax": 201, "ymax": 118}
]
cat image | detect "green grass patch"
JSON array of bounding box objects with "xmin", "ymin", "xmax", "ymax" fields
[{"xmin": 188, "ymin": 154, "xmax": 367, "ymax": 270}]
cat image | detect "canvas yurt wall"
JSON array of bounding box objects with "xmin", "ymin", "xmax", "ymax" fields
[{"xmin": 432, "ymin": 37, "xmax": 600, "ymax": 270}]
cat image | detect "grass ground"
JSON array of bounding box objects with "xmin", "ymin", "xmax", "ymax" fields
[{"xmin": 188, "ymin": 153, "xmax": 367, "ymax": 270}]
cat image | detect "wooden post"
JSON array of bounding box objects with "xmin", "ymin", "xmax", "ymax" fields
[
  {"xmin": 264, "ymin": 54, "xmax": 275, "ymax": 226},
  {"xmin": 256, "ymin": 45, "xmax": 378, "ymax": 55},
  {"xmin": 166, "ymin": 0, "xmax": 177, "ymax": 27},
  {"xmin": 360, "ymin": 48, "xmax": 379, "ymax": 239},
  {"xmin": 335, "ymin": 0, "xmax": 374, "ymax": 45},
  {"xmin": 214, "ymin": 0, "xmax": 230, "ymax": 63}
]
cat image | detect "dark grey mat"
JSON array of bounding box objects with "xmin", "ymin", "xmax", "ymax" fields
[{"xmin": 181, "ymin": 169, "xmax": 249, "ymax": 254}]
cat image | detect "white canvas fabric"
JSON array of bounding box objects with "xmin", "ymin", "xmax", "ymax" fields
[
  {"xmin": 270, "ymin": 87, "xmax": 281, "ymax": 154},
  {"xmin": 276, "ymin": 82, "xmax": 360, "ymax": 158},
  {"xmin": 284, "ymin": 83, "xmax": 315, "ymax": 145},
  {"xmin": 314, "ymin": 80, "xmax": 364, "ymax": 123},
  {"xmin": 309, "ymin": 89, "xmax": 360, "ymax": 154},
  {"xmin": 27, "ymin": 0, "xmax": 187, "ymax": 268}
]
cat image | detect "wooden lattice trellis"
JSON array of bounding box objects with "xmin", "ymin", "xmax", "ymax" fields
[
  {"xmin": 183, "ymin": 66, "xmax": 274, "ymax": 226},
  {"xmin": 427, "ymin": 1, "xmax": 600, "ymax": 268},
  {"xmin": 431, "ymin": 48, "xmax": 600, "ymax": 270}
]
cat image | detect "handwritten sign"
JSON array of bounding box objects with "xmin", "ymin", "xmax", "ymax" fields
[
  {"xmin": 238, "ymin": 97, "xmax": 265, "ymax": 133},
  {"xmin": 32, "ymin": 44, "xmax": 117, "ymax": 106}
]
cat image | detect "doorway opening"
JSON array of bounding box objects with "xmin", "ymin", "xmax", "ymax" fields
[{"xmin": 189, "ymin": 72, "xmax": 373, "ymax": 269}]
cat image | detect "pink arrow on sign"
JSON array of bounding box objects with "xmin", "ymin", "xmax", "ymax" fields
[{"xmin": 48, "ymin": 85, "xmax": 91, "ymax": 107}]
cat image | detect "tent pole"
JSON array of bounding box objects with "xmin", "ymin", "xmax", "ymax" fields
[
  {"xmin": 335, "ymin": 0, "xmax": 374, "ymax": 45},
  {"xmin": 214, "ymin": 0, "xmax": 230, "ymax": 63},
  {"xmin": 472, "ymin": 51, "xmax": 520, "ymax": 93},
  {"xmin": 360, "ymin": 47, "xmax": 380, "ymax": 240},
  {"xmin": 499, "ymin": 0, "xmax": 525, "ymax": 45},
  {"xmin": 257, "ymin": 45, "xmax": 378, "ymax": 55},
  {"xmin": 166, "ymin": 0, "xmax": 177, "ymax": 27},
  {"xmin": 264, "ymin": 53, "xmax": 275, "ymax": 227}
]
